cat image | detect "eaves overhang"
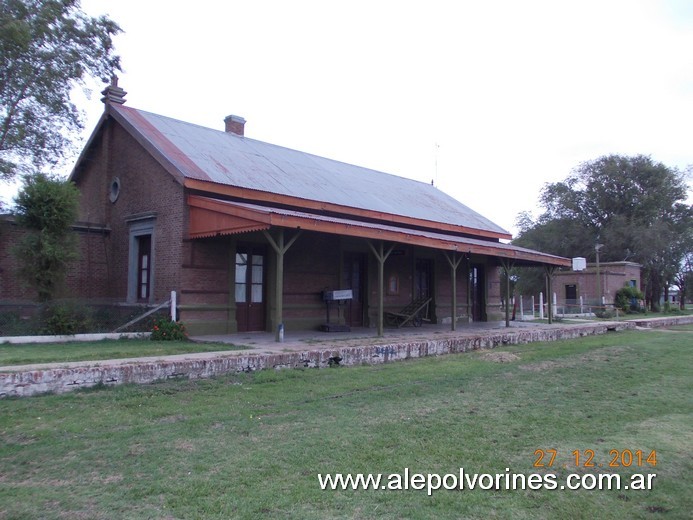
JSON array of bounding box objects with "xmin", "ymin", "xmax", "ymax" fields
[
  {"xmin": 185, "ymin": 178, "xmax": 512, "ymax": 241},
  {"xmin": 187, "ymin": 195, "xmax": 570, "ymax": 268}
]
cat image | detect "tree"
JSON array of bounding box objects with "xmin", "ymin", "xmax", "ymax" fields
[
  {"xmin": 672, "ymin": 252, "xmax": 693, "ymax": 309},
  {"xmin": 13, "ymin": 172, "xmax": 80, "ymax": 301},
  {"xmin": 0, "ymin": 0, "xmax": 121, "ymax": 179},
  {"xmin": 514, "ymin": 155, "xmax": 693, "ymax": 310}
]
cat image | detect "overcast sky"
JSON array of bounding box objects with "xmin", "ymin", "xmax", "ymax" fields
[{"xmin": 5, "ymin": 0, "xmax": 693, "ymax": 236}]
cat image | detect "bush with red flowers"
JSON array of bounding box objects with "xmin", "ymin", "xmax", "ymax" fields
[{"xmin": 150, "ymin": 319, "xmax": 187, "ymax": 341}]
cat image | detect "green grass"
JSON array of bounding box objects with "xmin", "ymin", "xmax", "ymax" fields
[
  {"xmin": 0, "ymin": 328, "xmax": 691, "ymax": 519},
  {"xmin": 663, "ymin": 323, "xmax": 693, "ymax": 331},
  {"xmin": 0, "ymin": 339, "xmax": 249, "ymax": 366}
]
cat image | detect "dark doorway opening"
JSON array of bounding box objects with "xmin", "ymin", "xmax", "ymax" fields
[
  {"xmin": 565, "ymin": 284, "xmax": 577, "ymax": 301},
  {"xmin": 342, "ymin": 252, "xmax": 366, "ymax": 327}
]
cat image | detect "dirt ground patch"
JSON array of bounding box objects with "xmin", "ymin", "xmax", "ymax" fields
[
  {"xmin": 519, "ymin": 345, "xmax": 632, "ymax": 372},
  {"xmin": 479, "ymin": 351, "xmax": 520, "ymax": 363}
]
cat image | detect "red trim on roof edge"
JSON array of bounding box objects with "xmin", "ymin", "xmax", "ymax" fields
[
  {"xmin": 185, "ymin": 178, "xmax": 513, "ymax": 242},
  {"xmin": 187, "ymin": 195, "xmax": 570, "ymax": 267}
]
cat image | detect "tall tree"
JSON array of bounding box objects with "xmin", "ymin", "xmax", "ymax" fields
[
  {"xmin": 514, "ymin": 155, "xmax": 693, "ymax": 310},
  {"xmin": 13, "ymin": 172, "xmax": 80, "ymax": 301},
  {"xmin": 0, "ymin": 0, "xmax": 121, "ymax": 179},
  {"xmin": 671, "ymin": 250, "xmax": 693, "ymax": 309}
]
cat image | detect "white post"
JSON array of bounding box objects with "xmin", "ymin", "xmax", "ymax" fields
[
  {"xmin": 553, "ymin": 292, "xmax": 557, "ymax": 317},
  {"xmin": 580, "ymin": 295, "xmax": 584, "ymax": 314},
  {"xmin": 531, "ymin": 295, "xmax": 535, "ymax": 319},
  {"xmin": 519, "ymin": 295, "xmax": 524, "ymax": 321},
  {"xmin": 539, "ymin": 292, "xmax": 544, "ymax": 320},
  {"xmin": 170, "ymin": 290, "xmax": 177, "ymax": 322}
]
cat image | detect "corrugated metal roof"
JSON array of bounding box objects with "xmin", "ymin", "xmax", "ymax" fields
[{"xmin": 112, "ymin": 105, "xmax": 510, "ymax": 237}]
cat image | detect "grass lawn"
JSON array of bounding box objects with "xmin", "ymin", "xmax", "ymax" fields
[
  {"xmin": 0, "ymin": 339, "xmax": 250, "ymax": 367},
  {"xmin": 670, "ymin": 324, "xmax": 693, "ymax": 331},
  {"xmin": 0, "ymin": 328, "xmax": 690, "ymax": 519}
]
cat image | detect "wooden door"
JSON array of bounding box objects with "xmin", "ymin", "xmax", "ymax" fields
[
  {"xmin": 414, "ymin": 258, "xmax": 433, "ymax": 300},
  {"xmin": 235, "ymin": 247, "xmax": 266, "ymax": 331},
  {"xmin": 470, "ymin": 264, "xmax": 486, "ymax": 321},
  {"xmin": 137, "ymin": 235, "xmax": 151, "ymax": 302}
]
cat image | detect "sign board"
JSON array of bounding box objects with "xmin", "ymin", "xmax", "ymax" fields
[
  {"xmin": 572, "ymin": 257, "xmax": 587, "ymax": 271},
  {"xmin": 323, "ymin": 289, "xmax": 353, "ymax": 301}
]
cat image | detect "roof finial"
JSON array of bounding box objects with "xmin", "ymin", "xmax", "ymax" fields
[{"xmin": 101, "ymin": 75, "xmax": 127, "ymax": 105}]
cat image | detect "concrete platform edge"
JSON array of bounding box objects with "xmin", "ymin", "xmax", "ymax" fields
[{"xmin": 2, "ymin": 316, "xmax": 691, "ymax": 397}]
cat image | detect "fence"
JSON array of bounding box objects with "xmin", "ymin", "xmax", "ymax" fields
[
  {"xmin": 0, "ymin": 292, "xmax": 178, "ymax": 337},
  {"xmin": 512, "ymin": 293, "xmax": 619, "ymax": 321}
]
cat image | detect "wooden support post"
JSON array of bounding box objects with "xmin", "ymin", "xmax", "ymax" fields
[
  {"xmin": 544, "ymin": 265, "xmax": 556, "ymax": 324},
  {"xmin": 263, "ymin": 229, "xmax": 302, "ymax": 342},
  {"xmin": 444, "ymin": 251, "xmax": 464, "ymax": 331},
  {"xmin": 466, "ymin": 258, "xmax": 471, "ymax": 323},
  {"xmin": 367, "ymin": 240, "xmax": 395, "ymax": 337},
  {"xmin": 500, "ymin": 259, "xmax": 515, "ymax": 328}
]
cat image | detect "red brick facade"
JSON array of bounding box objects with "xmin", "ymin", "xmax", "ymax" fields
[
  {"xmin": 0, "ymin": 217, "xmax": 110, "ymax": 302},
  {"xmin": 1, "ymin": 103, "xmax": 510, "ymax": 335}
]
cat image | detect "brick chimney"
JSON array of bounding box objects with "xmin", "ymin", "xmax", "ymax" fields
[
  {"xmin": 224, "ymin": 114, "xmax": 246, "ymax": 136},
  {"xmin": 101, "ymin": 75, "xmax": 127, "ymax": 105}
]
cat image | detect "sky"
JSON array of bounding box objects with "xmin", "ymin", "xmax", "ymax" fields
[{"xmin": 4, "ymin": 0, "xmax": 693, "ymax": 236}]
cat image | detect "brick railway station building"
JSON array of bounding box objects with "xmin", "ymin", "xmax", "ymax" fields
[{"xmin": 1, "ymin": 79, "xmax": 570, "ymax": 336}]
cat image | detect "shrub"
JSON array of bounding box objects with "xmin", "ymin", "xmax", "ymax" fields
[
  {"xmin": 42, "ymin": 303, "xmax": 92, "ymax": 335},
  {"xmin": 13, "ymin": 173, "xmax": 80, "ymax": 302},
  {"xmin": 594, "ymin": 309, "xmax": 616, "ymax": 319},
  {"xmin": 151, "ymin": 319, "xmax": 187, "ymax": 341},
  {"xmin": 614, "ymin": 286, "xmax": 645, "ymax": 313}
]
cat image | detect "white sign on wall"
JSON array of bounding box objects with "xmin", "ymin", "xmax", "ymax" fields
[{"xmin": 572, "ymin": 257, "xmax": 587, "ymax": 271}]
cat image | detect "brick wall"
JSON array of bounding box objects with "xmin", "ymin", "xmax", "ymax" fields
[
  {"xmin": 180, "ymin": 236, "xmax": 233, "ymax": 334},
  {"xmin": 73, "ymin": 118, "xmax": 187, "ymax": 304},
  {"xmin": 0, "ymin": 218, "xmax": 110, "ymax": 301},
  {"xmin": 0, "ymin": 218, "xmax": 35, "ymax": 301},
  {"xmin": 176, "ymin": 230, "xmax": 488, "ymax": 335},
  {"xmin": 553, "ymin": 262, "xmax": 641, "ymax": 304}
]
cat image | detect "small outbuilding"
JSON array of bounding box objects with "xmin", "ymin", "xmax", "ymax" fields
[{"xmin": 552, "ymin": 261, "xmax": 642, "ymax": 306}]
